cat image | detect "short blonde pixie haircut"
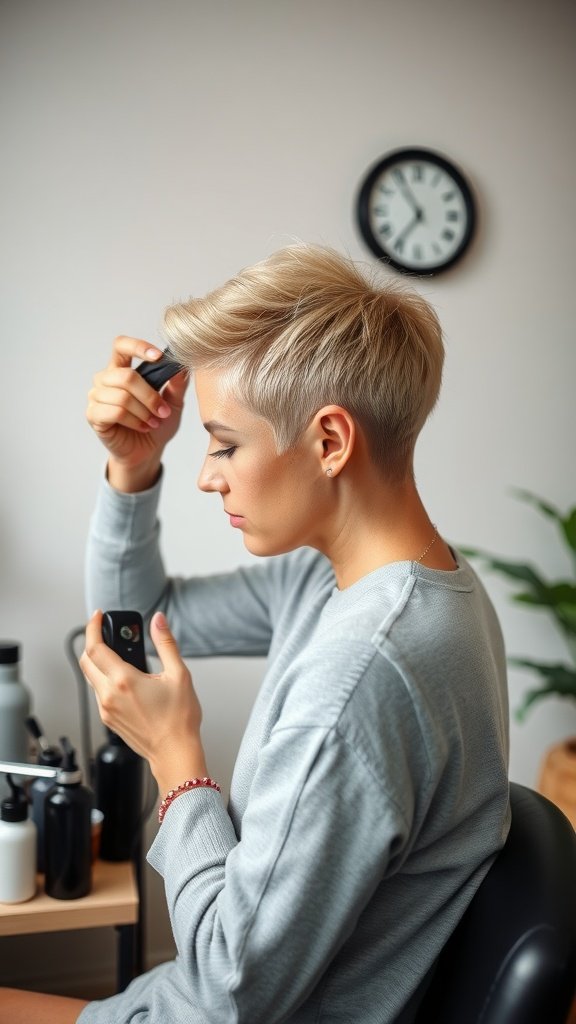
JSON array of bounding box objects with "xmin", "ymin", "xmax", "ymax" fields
[{"xmin": 164, "ymin": 244, "xmax": 444, "ymax": 480}]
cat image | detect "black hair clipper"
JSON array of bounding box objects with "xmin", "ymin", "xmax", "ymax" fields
[
  {"xmin": 136, "ymin": 349, "xmax": 183, "ymax": 391},
  {"xmin": 102, "ymin": 611, "xmax": 148, "ymax": 672},
  {"xmin": 98, "ymin": 611, "xmax": 147, "ymax": 861}
]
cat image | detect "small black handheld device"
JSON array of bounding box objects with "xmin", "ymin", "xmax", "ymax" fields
[
  {"xmin": 136, "ymin": 349, "xmax": 183, "ymax": 392},
  {"xmin": 102, "ymin": 611, "xmax": 148, "ymax": 673},
  {"xmin": 98, "ymin": 611, "xmax": 148, "ymax": 861}
]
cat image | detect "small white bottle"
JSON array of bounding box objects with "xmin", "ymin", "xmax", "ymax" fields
[{"xmin": 0, "ymin": 774, "xmax": 37, "ymax": 903}]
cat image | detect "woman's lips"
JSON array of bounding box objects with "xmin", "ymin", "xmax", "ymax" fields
[{"xmin": 227, "ymin": 513, "xmax": 244, "ymax": 528}]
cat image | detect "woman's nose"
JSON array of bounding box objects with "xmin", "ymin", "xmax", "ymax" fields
[{"xmin": 197, "ymin": 459, "xmax": 229, "ymax": 494}]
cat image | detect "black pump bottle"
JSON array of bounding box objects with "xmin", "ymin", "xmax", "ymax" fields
[
  {"xmin": 95, "ymin": 729, "xmax": 144, "ymax": 861},
  {"xmin": 44, "ymin": 736, "xmax": 92, "ymax": 899},
  {"xmin": 26, "ymin": 716, "xmax": 62, "ymax": 873}
]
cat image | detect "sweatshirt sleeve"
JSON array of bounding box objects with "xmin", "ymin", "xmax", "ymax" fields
[
  {"xmin": 147, "ymin": 720, "xmax": 410, "ymax": 1024},
  {"xmin": 85, "ymin": 471, "xmax": 276, "ymax": 657}
]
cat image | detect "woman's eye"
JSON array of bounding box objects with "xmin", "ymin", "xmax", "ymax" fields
[{"xmin": 209, "ymin": 446, "xmax": 237, "ymax": 460}]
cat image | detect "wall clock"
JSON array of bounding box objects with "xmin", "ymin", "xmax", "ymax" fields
[{"xmin": 356, "ymin": 147, "xmax": 476, "ymax": 275}]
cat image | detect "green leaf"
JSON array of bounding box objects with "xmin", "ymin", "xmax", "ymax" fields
[
  {"xmin": 464, "ymin": 491, "xmax": 576, "ymax": 720},
  {"xmin": 515, "ymin": 685, "xmax": 565, "ymax": 721},
  {"xmin": 511, "ymin": 658, "xmax": 576, "ymax": 720},
  {"xmin": 512, "ymin": 585, "xmax": 576, "ymax": 638},
  {"xmin": 562, "ymin": 509, "xmax": 576, "ymax": 554},
  {"xmin": 512, "ymin": 488, "xmax": 561, "ymax": 521},
  {"xmin": 513, "ymin": 582, "xmax": 576, "ymax": 608},
  {"xmin": 557, "ymin": 603, "xmax": 576, "ymax": 634},
  {"xmin": 459, "ymin": 549, "xmax": 544, "ymax": 588},
  {"xmin": 509, "ymin": 658, "xmax": 576, "ymax": 690},
  {"xmin": 512, "ymin": 488, "xmax": 576, "ymax": 556}
]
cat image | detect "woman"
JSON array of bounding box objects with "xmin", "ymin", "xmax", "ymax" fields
[{"xmin": 1, "ymin": 244, "xmax": 509, "ymax": 1023}]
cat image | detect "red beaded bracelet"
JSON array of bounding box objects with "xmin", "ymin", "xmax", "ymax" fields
[{"xmin": 158, "ymin": 777, "xmax": 221, "ymax": 824}]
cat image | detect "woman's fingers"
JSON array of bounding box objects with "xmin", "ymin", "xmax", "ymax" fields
[
  {"xmin": 81, "ymin": 611, "xmax": 141, "ymax": 724},
  {"xmin": 82, "ymin": 611, "xmax": 115, "ymax": 677},
  {"xmin": 92, "ymin": 365, "xmax": 173, "ymax": 414},
  {"xmin": 82, "ymin": 611, "xmax": 203, "ymax": 769},
  {"xmin": 149, "ymin": 612, "xmax": 203, "ymax": 735},
  {"xmin": 80, "ymin": 612, "xmax": 113, "ymax": 702},
  {"xmin": 109, "ymin": 336, "xmax": 164, "ymax": 369},
  {"xmin": 81, "ymin": 610, "xmax": 140, "ymax": 686},
  {"xmin": 86, "ymin": 338, "xmax": 187, "ymax": 472},
  {"xmin": 87, "ymin": 363, "xmax": 175, "ymax": 440},
  {"xmin": 150, "ymin": 612, "xmax": 187, "ymax": 677},
  {"xmin": 88, "ymin": 383, "xmax": 170, "ymax": 431}
]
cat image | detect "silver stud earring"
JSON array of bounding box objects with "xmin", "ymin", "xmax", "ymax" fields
[{"xmin": 326, "ymin": 467, "xmax": 333, "ymax": 476}]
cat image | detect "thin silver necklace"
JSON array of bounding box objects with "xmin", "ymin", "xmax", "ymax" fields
[{"xmin": 417, "ymin": 524, "xmax": 439, "ymax": 564}]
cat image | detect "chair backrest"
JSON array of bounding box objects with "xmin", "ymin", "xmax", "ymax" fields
[{"xmin": 413, "ymin": 782, "xmax": 576, "ymax": 1024}]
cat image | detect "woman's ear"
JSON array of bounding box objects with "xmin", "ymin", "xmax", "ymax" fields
[{"xmin": 311, "ymin": 405, "xmax": 356, "ymax": 477}]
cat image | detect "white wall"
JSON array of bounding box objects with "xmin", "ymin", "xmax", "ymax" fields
[{"xmin": 1, "ymin": 0, "xmax": 575, "ymax": 996}]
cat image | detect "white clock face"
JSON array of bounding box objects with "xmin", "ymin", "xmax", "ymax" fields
[{"xmin": 358, "ymin": 150, "xmax": 475, "ymax": 274}]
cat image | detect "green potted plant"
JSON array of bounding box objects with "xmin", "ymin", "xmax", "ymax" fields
[{"xmin": 462, "ymin": 490, "xmax": 576, "ymax": 826}]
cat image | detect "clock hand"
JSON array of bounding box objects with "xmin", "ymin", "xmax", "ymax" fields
[
  {"xmin": 394, "ymin": 212, "xmax": 421, "ymax": 248},
  {"xmin": 397, "ymin": 180, "xmax": 424, "ymax": 219}
]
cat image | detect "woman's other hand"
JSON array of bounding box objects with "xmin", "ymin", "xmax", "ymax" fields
[
  {"xmin": 81, "ymin": 610, "xmax": 207, "ymax": 795},
  {"xmin": 86, "ymin": 336, "xmax": 189, "ymax": 492}
]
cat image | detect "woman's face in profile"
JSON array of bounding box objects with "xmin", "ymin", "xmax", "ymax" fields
[{"xmin": 194, "ymin": 368, "xmax": 328, "ymax": 558}]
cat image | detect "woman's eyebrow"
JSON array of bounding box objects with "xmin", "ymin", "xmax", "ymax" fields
[{"xmin": 203, "ymin": 419, "xmax": 239, "ymax": 434}]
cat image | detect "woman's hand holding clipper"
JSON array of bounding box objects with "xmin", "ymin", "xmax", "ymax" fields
[
  {"xmin": 81, "ymin": 610, "xmax": 207, "ymax": 796},
  {"xmin": 86, "ymin": 335, "xmax": 188, "ymax": 492}
]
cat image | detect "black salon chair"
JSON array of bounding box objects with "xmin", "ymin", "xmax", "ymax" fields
[{"xmin": 412, "ymin": 783, "xmax": 576, "ymax": 1024}]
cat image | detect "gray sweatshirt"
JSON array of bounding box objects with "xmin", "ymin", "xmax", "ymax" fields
[{"xmin": 79, "ymin": 475, "xmax": 510, "ymax": 1024}]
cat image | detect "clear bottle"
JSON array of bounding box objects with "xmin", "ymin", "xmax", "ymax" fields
[
  {"xmin": 44, "ymin": 737, "xmax": 92, "ymax": 900},
  {"xmin": 0, "ymin": 774, "xmax": 37, "ymax": 903}
]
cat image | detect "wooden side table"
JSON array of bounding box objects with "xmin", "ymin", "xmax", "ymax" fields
[{"xmin": 0, "ymin": 859, "xmax": 139, "ymax": 993}]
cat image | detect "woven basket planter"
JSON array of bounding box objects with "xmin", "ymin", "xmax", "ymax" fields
[{"xmin": 538, "ymin": 739, "xmax": 576, "ymax": 830}]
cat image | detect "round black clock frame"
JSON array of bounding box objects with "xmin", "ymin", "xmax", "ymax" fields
[{"xmin": 356, "ymin": 147, "xmax": 476, "ymax": 276}]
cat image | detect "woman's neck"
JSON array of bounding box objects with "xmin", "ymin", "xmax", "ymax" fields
[{"xmin": 322, "ymin": 474, "xmax": 456, "ymax": 590}]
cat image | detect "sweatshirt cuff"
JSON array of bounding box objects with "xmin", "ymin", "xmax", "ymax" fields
[{"xmin": 147, "ymin": 785, "xmax": 236, "ymax": 877}]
